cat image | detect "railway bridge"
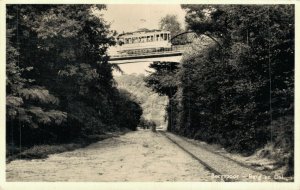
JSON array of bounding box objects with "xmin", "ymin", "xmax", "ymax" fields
[
  {"xmin": 108, "ymin": 30, "xmax": 220, "ymax": 75},
  {"xmin": 109, "ymin": 48, "xmax": 184, "ymax": 76},
  {"xmin": 108, "ymin": 30, "xmax": 199, "ymax": 75}
]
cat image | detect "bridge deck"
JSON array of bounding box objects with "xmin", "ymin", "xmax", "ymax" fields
[{"xmin": 109, "ymin": 50, "xmax": 183, "ymax": 61}]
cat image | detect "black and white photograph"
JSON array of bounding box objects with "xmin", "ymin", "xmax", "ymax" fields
[{"xmin": 2, "ymin": 1, "xmax": 299, "ymax": 189}]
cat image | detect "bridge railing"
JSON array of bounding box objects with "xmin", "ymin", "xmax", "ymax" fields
[{"xmin": 109, "ymin": 45, "xmax": 190, "ymax": 59}]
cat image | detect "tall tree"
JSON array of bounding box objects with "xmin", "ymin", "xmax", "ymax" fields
[
  {"xmin": 159, "ymin": 14, "xmax": 183, "ymax": 37},
  {"xmin": 144, "ymin": 61, "xmax": 180, "ymax": 130},
  {"xmin": 180, "ymin": 4, "xmax": 294, "ymax": 159},
  {"xmin": 6, "ymin": 5, "xmax": 142, "ymax": 149},
  {"xmin": 149, "ymin": 5, "xmax": 294, "ymax": 175},
  {"xmin": 6, "ymin": 6, "xmax": 67, "ymax": 147}
]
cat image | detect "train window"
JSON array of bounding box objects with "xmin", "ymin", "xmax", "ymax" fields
[
  {"xmin": 164, "ymin": 33, "xmax": 167, "ymax": 41},
  {"xmin": 117, "ymin": 31, "xmax": 172, "ymax": 45}
]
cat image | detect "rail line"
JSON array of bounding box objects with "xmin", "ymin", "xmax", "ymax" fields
[
  {"xmin": 176, "ymin": 132, "xmax": 284, "ymax": 182},
  {"xmin": 159, "ymin": 131, "xmax": 235, "ymax": 182},
  {"xmin": 159, "ymin": 131, "xmax": 277, "ymax": 182}
]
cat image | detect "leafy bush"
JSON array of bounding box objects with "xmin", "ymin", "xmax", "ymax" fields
[
  {"xmin": 145, "ymin": 5, "xmax": 294, "ymax": 175},
  {"xmin": 6, "ymin": 5, "xmax": 142, "ymax": 157}
]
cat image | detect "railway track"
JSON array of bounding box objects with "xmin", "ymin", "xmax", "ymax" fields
[
  {"xmin": 159, "ymin": 130, "xmax": 276, "ymax": 182},
  {"xmin": 159, "ymin": 131, "xmax": 234, "ymax": 182}
]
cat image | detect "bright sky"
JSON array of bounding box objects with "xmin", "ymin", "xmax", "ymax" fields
[{"xmin": 101, "ymin": 4, "xmax": 186, "ymax": 33}]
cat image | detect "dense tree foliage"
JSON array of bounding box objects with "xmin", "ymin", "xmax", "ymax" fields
[
  {"xmin": 145, "ymin": 5, "xmax": 294, "ymax": 176},
  {"xmin": 116, "ymin": 74, "xmax": 168, "ymax": 127},
  {"xmin": 144, "ymin": 62, "xmax": 180, "ymax": 129},
  {"xmin": 159, "ymin": 15, "xmax": 183, "ymax": 37},
  {"xmin": 145, "ymin": 62, "xmax": 180, "ymax": 98},
  {"xmin": 6, "ymin": 5, "xmax": 142, "ymax": 153},
  {"xmin": 159, "ymin": 14, "xmax": 188, "ymax": 45}
]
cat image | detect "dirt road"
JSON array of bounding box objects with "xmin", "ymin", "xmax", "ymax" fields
[{"xmin": 6, "ymin": 130, "xmax": 216, "ymax": 182}]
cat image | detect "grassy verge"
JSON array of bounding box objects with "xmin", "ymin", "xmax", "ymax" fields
[
  {"xmin": 182, "ymin": 135, "xmax": 294, "ymax": 182},
  {"xmin": 6, "ymin": 131, "xmax": 127, "ymax": 163}
]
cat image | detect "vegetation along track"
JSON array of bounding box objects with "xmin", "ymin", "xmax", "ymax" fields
[{"xmin": 159, "ymin": 131, "xmax": 275, "ymax": 182}]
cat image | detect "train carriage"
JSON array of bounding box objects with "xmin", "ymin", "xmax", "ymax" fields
[{"xmin": 109, "ymin": 30, "xmax": 172, "ymax": 57}]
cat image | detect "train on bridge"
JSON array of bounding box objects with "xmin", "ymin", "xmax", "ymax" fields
[
  {"xmin": 107, "ymin": 29, "xmax": 196, "ymax": 62},
  {"xmin": 108, "ymin": 29, "xmax": 173, "ymax": 57},
  {"xmin": 108, "ymin": 29, "xmax": 195, "ymax": 74}
]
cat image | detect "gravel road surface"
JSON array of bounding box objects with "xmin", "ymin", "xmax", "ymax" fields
[{"xmin": 7, "ymin": 130, "xmax": 217, "ymax": 182}]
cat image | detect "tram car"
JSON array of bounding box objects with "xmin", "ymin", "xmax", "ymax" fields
[{"xmin": 108, "ymin": 30, "xmax": 172, "ymax": 57}]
